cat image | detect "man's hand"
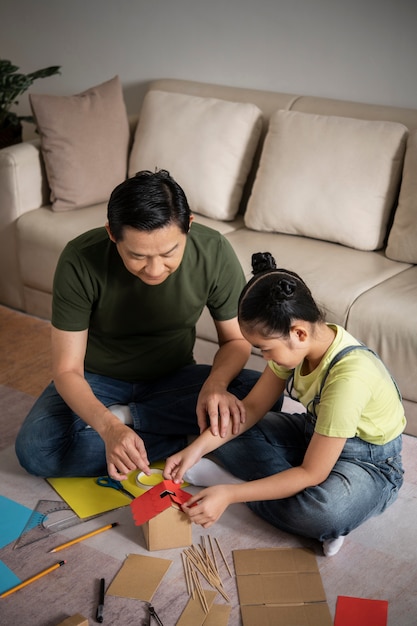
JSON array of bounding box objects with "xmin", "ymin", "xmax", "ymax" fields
[
  {"xmin": 181, "ymin": 485, "xmax": 233, "ymax": 528},
  {"xmin": 101, "ymin": 420, "xmax": 150, "ymax": 480},
  {"xmin": 196, "ymin": 386, "xmax": 246, "ymax": 438}
]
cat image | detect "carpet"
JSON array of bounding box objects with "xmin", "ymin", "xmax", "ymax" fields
[{"xmin": 1, "ymin": 385, "xmax": 417, "ymax": 625}]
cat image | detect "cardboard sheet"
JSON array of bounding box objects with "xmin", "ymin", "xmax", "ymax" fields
[
  {"xmin": 233, "ymin": 548, "xmax": 332, "ymax": 626},
  {"xmin": 334, "ymin": 595, "xmax": 388, "ymax": 626},
  {"xmin": 241, "ymin": 604, "xmax": 333, "ymax": 626},
  {"xmin": 202, "ymin": 603, "xmax": 231, "ymax": 625},
  {"xmin": 106, "ymin": 553, "xmax": 172, "ymax": 601},
  {"xmin": 176, "ymin": 589, "xmax": 217, "ymax": 626}
]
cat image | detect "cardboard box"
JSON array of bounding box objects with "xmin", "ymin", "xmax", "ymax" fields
[
  {"xmin": 142, "ymin": 503, "xmax": 192, "ymax": 551},
  {"xmin": 55, "ymin": 614, "xmax": 88, "ymax": 626},
  {"xmin": 233, "ymin": 547, "xmax": 332, "ymax": 626},
  {"xmin": 130, "ymin": 479, "xmax": 193, "ymax": 551}
]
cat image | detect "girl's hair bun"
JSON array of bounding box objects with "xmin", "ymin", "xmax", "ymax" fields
[{"xmin": 251, "ymin": 252, "xmax": 277, "ymax": 275}]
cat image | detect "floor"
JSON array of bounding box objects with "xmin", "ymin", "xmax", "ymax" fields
[{"xmin": 1, "ymin": 305, "xmax": 417, "ymax": 625}]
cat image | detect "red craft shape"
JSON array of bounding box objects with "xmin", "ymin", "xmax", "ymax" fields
[{"xmin": 130, "ymin": 479, "xmax": 192, "ymax": 526}]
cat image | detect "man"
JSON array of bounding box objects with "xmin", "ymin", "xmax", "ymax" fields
[{"xmin": 16, "ymin": 170, "xmax": 263, "ymax": 480}]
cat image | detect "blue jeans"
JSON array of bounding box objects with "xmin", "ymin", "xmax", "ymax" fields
[
  {"xmin": 213, "ymin": 411, "xmax": 404, "ymax": 542},
  {"xmin": 15, "ymin": 365, "xmax": 271, "ymax": 477}
]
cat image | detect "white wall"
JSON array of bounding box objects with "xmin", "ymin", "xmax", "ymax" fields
[{"xmin": 2, "ymin": 0, "xmax": 417, "ymax": 131}]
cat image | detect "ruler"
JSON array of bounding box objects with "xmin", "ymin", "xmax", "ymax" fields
[{"xmin": 13, "ymin": 499, "xmax": 102, "ymax": 549}]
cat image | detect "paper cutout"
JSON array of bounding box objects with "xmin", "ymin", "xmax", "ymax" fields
[
  {"xmin": 106, "ymin": 553, "xmax": 172, "ymax": 601},
  {"xmin": 130, "ymin": 479, "xmax": 192, "ymax": 526},
  {"xmin": 334, "ymin": 595, "xmax": 388, "ymax": 626},
  {"xmin": 0, "ymin": 495, "xmax": 33, "ymax": 548},
  {"xmin": 0, "ymin": 561, "xmax": 21, "ymax": 595}
]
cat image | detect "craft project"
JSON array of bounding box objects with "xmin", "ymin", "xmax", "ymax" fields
[{"xmin": 130, "ymin": 479, "xmax": 193, "ymax": 550}]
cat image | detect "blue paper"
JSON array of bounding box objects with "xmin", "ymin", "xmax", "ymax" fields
[
  {"xmin": 0, "ymin": 560, "xmax": 21, "ymax": 595},
  {"xmin": 0, "ymin": 495, "xmax": 33, "ymax": 548}
]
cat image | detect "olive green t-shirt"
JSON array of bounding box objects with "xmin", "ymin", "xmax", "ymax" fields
[
  {"xmin": 270, "ymin": 324, "xmax": 406, "ymax": 445},
  {"xmin": 52, "ymin": 222, "xmax": 245, "ymax": 381}
]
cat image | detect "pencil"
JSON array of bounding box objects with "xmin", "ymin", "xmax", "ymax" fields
[
  {"xmin": 0, "ymin": 561, "xmax": 66, "ymax": 598},
  {"xmin": 49, "ymin": 522, "xmax": 118, "ymax": 553}
]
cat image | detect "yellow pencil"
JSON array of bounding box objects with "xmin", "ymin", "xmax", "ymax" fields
[
  {"xmin": 49, "ymin": 522, "xmax": 118, "ymax": 553},
  {"xmin": 0, "ymin": 561, "xmax": 65, "ymax": 598}
]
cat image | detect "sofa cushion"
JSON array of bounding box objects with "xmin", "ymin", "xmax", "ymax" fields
[
  {"xmin": 29, "ymin": 76, "xmax": 130, "ymax": 211},
  {"xmin": 224, "ymin": 228, "xmax": 411, "ymax": 327},
  {"xmin": 386, "ymin": 130, "xmax": 417, "ymax": 263},
  {"xmin": 128, "ymin": 90, "xmax": 263, "ymax": 220},
  {"xmin": 244, "ymin": 110, "xmax": 407, "ymax": 251}
]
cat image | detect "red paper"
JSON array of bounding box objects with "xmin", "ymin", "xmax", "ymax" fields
[
  {"xmin": 334, "ymin": 595, "xmax": 388, "ymax": 626},
  {"xmin": 130, "ymin": 479, "xmax": 192, "ymax": 526}
]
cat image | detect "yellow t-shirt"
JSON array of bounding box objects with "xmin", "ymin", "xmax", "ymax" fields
[{"xmin": 269, "ymin": 324, "xmax": 406, "ymax": 444}]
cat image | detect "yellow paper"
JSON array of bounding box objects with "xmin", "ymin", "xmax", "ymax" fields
[{"xmin": 47, "ymin": 461, "xmax": 165, "ymax": 518}]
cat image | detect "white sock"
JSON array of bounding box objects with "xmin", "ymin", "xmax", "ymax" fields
[
  {"xmin": 323, "ymin": 535, "xmax": 345, "ymax": 557},
  {"xmin": 109, "ymin": 404, "xmax": 133, "ymax": 425},
  {"xmin": 184, "ymin": 458, "xmax": 244, "ymax": 487}
]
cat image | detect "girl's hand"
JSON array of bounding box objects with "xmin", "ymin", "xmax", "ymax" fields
[
  {"xmin": 164, "ymin": 447, "xmax": 202, "ymax": 484},
  {"xmin": 181, "ymin": 485, "xmax": 233, "ymax": 528}
]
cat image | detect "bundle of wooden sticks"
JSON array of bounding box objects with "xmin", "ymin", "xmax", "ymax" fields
[{"xmin": 181, "ymin": 536, "xmax": 232, "ymax": 613}]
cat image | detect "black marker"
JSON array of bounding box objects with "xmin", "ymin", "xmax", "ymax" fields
[{"xmin": 96, "ymin": 577, "xmax": 105, "ymax": 623}]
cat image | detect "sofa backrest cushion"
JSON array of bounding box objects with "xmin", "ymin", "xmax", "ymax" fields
[
  {"xmin": 386, "ymin": 130, "xmax": 417, "ymax": 263},
  {"xmin": 128, "ymin": 90, "xmax": 263, "ymax": 221},
  {"xmin": 29, "ymin": 76, "xmax": 130, "ymax": 212},
  {"xmin": 244, "ymin": 110, "xmax": 408, "ymax": 251}
]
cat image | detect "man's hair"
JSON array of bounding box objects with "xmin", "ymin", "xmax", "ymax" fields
[{"xmin": 107, "ymin": 170, "xmax": 191, "ymax": 241}]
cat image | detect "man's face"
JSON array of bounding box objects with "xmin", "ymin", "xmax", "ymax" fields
[{"xmin": 106, "ymin": 219, "xmax": 192, "ymax": 285}]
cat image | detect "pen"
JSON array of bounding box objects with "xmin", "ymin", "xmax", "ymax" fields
[
  {"xmin": 49, "ymin": 522, "xmax": 118, "ymax": 553},
  {"xmin": 0, "ymin": 561, "xmax": 66, "ymax": 598},
  {"xmin": 96, "ymin": 577, "xmax": 105, "ymax": 623}
]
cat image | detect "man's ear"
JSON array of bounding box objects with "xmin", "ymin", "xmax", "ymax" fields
[{"xmin": 105, "ymin": 222, "xmax": 117, "ymax": 243}]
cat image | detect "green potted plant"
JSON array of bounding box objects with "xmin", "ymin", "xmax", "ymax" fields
[{"xmin": 0, "ymin": 59, "xmax": 61, "ymax": 149}]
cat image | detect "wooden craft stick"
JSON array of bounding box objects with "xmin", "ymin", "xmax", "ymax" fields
[
  {"xmin": 215, "ymin": 538, "xmax": 232, "ymax": 576},
  {"xmin": 208, "ymin": 535, "xmax": 218, "ymax": 573},
  {"xmin": 190, "ymin": 568, "xmax": 209, "ymax": 613},
  {"xmin": 181, "ymin": 552, "xmax": 192, "ymax": 596}
]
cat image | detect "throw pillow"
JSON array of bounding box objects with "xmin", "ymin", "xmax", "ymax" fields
[
  {"xmin": 244, "ymin": 109, "xmax": 408, "ymax": 251},
  {"xmin": 385, "ymin": 130, "xmax": 417, "ymax": 263},
  {"xmin": 30, "ymin": 76, "xmax": 130, "ymax": 211},
  {"xmin": 128, "ymin": 90, "xmax": 263, "ymax": 220}
]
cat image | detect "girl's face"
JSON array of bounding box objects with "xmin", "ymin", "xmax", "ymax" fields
[{"xmin": 241, "ymin": 324, "xmax": 307, "ymax": 370}]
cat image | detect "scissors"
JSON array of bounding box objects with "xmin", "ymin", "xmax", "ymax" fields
[{"xmin": 96, "ymin": 476, "xmax": 135, "ymax": 499}]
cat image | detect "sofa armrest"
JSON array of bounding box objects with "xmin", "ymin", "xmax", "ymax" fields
[{"xmin": 0, "ymin": 140, "xmax": 50, "ymax": 310}]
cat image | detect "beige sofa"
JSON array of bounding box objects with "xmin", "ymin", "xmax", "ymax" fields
[{"xmin": 1, "ymin": 78, "xmax": 416, "ymax": 434}]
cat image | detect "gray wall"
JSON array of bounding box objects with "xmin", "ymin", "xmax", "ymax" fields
[{"xmin": 2, "ymin": 0, "xmax": 417, "ymax": 136}]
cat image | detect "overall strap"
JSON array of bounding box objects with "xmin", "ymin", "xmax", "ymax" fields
[{"xmin": 285, "ymin": 344, "xmax": 401, "ymax": 419}]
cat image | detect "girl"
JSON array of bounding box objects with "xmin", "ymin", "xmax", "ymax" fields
[{"xmin": 164, "ymin": 252, "xmax": 405, "ymax": 556}]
